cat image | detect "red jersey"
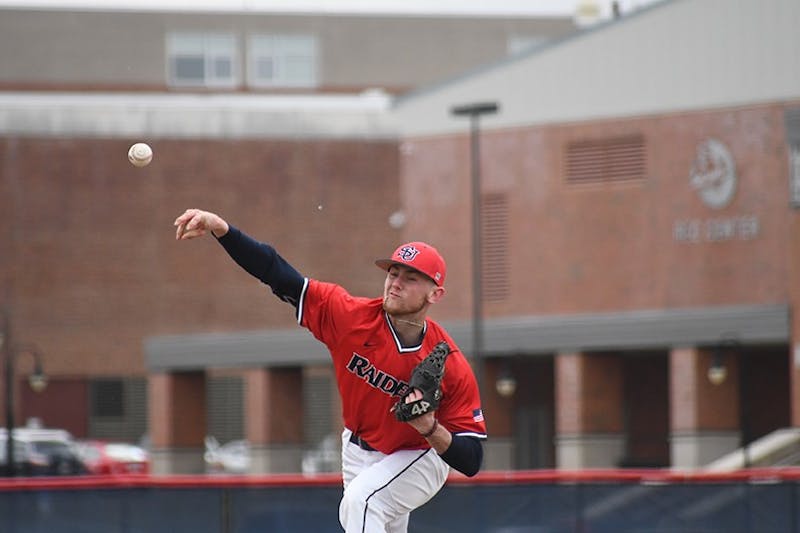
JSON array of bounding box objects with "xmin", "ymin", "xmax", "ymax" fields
[{"xmin": 298, "ymin": 279, "xmax": 487, "ymax": 454}]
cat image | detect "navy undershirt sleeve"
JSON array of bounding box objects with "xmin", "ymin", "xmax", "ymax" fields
[
  {"xmin": 439, "ymin": 434, "xmax": 483, "ymax": 477},
  {"xmin": 216, "ymin": 225, "xmax": 304, "ymax": 307}
]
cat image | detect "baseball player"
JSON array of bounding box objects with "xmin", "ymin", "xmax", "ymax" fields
[{"xmin": 174, "ymin": 208, "xmax": 487, "ymax": 533}]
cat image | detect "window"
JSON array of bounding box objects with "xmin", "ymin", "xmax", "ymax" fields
[
  {"xmin": 248, "ymin": 34, "xmax": 317, "ymax": 88},
  {"xmin": 167, "ymin": 33, "xmax": 238, "ymax": 88},
  {"xmin": 88, "ymin": 378, "xmax": 147, "ymax": 441},
  {"xmin": 206, "ymin": 376, "xmax": 244, "ymax": 444},
  {"xmin": 91, "ymin": 379, "xmax": 125, "ymax": 418}
]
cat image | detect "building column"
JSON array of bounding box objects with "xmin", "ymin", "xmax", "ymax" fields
[
  {"xmin": 244, "ymin": 367, "xmax": 304, "ymax": 473},
  {"xmin": 555, "ymin": 351, "xmax": 624, "ymax": 468},
  {"xmin": 148, "ymin": 371, "xmax": 207, "ymax": 475},
  {"xmin": 669, "ymin": 347, "xmax": 739, "ymax": 468}
]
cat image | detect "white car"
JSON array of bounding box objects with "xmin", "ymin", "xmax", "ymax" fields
[{"xmin": 0, "ymin": 427, "xmax": 86, "ymax": 476}]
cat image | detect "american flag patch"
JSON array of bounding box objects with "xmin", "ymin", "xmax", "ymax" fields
[{"xmin": 472, "ymin": 408, "xmax": 484, "ymax": 423}]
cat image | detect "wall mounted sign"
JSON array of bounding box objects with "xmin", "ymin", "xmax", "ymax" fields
[
  {"xmin": 689, "ymin": 138, "xmax": 737, "ymax": 209},
  {"xmin": 674, "ymin": 138, "xmax": 759, "ymax": 243}
]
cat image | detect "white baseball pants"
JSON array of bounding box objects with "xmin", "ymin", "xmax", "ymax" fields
[{"xmin": 339, "ymin": 428, "xmax": 449, "ymax": 533}]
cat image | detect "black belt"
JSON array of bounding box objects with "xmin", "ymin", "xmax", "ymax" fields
[{"xmin": 349, "ymin": 433, "xmax": 377, "ymax": 452}]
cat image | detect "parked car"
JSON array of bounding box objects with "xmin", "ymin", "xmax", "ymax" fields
[
  {"xmin": 204, "ymin": 436, "xmax": 251, "ymax": 474},
  {"xmin": 75, "ymin": 440, "xmax": 150, "ymax": 475},
  {"xmin": 0, "ymin": 427, "xmax": 87, "ymax": 476},
  {"xmin": 0, "ymin": 434, "xmax": 38, "ymax": 476}
]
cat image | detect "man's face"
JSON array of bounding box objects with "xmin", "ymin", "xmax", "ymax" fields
[{"xmin": 382, "ymin": 264, "xmax": 436, "ymax": 316}]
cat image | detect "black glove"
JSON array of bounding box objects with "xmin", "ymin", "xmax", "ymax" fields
[{"xmin": 393, "ymin": 341, "xmax": 451, "ymax": 422}]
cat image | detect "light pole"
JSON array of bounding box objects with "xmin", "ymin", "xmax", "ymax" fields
[
  {"xmin": 2, "ymin": 309, "xmax": 47, "ymax": 477},
  {"xmin": 450, "ymin": 101, "xmax": 499, "ymax": 397}
]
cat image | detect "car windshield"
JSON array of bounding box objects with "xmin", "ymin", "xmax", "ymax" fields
[{"xmin": 31, "ymin": 441, "xmax": 70, "ymax": 455}]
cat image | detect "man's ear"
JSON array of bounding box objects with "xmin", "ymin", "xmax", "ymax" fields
[{"xmin": 427, "ymin": 286, "xmax": 445, "ymax": 304}]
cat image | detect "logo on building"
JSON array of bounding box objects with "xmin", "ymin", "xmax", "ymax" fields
[
  {"xmin": 674, "ymin": 137, "xmax": 759, "ymax": 243},
  {"xmin": 689, "ymin": 138, "xmax": 737, "ymax": 209}
]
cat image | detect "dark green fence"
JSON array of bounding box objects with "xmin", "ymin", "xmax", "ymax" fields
[{"xmin": 0, "ymin": 469, "xmax": 798, "ymax": 532}]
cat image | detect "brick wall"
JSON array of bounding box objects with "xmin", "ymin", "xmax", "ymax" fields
[
  {"xmin": 0, "ymin": 137, "xmax": 401, "ymax": 383},
  {"xmin": 402, "ymin": 103, "xmax": 793, "ymax": 318}
]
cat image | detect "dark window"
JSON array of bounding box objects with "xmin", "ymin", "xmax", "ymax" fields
[{"xmin": 91, "ymin": 380, "xmax": 124, "ymax": 418}]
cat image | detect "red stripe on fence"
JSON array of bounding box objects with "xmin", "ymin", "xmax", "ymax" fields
[{"xmin": 1, "ymin": 468, "xmax": 799, "ymax": 492}]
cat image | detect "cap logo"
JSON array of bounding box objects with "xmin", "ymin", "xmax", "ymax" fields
[{"xmin": 397, "ymin": 245, "xmax": 420, "ymax": 262}]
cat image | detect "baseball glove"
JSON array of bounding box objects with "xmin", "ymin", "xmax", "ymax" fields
[{"xmin": 393, "ymin": 341, "xmax": 451, "ymax": 422}]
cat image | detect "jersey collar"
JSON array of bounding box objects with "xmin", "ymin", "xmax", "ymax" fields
[{"xmin": 384, "ymin": 311, "xmax": 426, "ymax": 353}]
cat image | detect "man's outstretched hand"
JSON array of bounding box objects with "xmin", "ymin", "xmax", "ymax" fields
[{"xmin": 174, "ymin": 209, "xmax": 229, "ymax": 240}]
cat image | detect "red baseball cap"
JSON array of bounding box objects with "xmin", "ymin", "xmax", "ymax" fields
[{"xmin": 375, "ymin": 241, "xmax": 446, "ymax": 287}]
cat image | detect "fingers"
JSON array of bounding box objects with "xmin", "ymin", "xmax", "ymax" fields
[
  {"xmin": 390, "ymin": 388, "xmax": 422, "ymax": 414},
  {"xmin": 173, "ymin": 208, "xmax": 198, "ymax": 227},
  {"xmin": 180, "ymin": 228, "xmax": 207, "ymax": 240},
  {"xmin": 404, "ymin": 389, "xmax": 423, "ymax": 404},
  {"xmin": 174, "ymin": 209, "xmax": 205, "ymax": 240}
]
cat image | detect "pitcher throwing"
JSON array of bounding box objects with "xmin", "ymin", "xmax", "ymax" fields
[{"xmin": 174, "ymin": 208, "xmax": 487, "ymax": 533}]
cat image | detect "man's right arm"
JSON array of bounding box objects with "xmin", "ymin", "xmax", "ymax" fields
[
  {"xmin": 174, "ymin": 209, "xmax": 304, "ymax": 306},
  {"xmin": 216, "ymin": 226, "xmax": 305, "ymax": 306}
]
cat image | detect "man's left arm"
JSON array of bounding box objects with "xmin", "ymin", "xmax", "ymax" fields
[{"xmin": 408, "ymin": 410, "xmax": 483, "ymax": 477}]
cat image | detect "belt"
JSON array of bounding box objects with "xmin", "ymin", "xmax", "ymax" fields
[{"xmin": 349, "ymin": 432, "xmax": 377, "ymax": 452}]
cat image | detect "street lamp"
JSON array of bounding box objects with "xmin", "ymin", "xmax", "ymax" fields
[
  {"xmin": 450, "ymin": 101, "xmax": 499, "ymax": 398},
  {"xmin": 495, "ymin": 363, "xmax": 517, "ymax": 398},
  {"xmin": 2, "ymin": 310, "xmax": 48, "ymax": 476}
]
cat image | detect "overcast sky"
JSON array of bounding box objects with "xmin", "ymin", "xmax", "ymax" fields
[{"xmin": 0, "ymin": 0, "xmax": 666, "ymax": 17}]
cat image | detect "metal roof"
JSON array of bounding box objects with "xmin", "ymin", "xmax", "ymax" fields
[
  {"xmin": 393, "ymin": 0, "xmax": 800, "ymax": 136},
  {"xmin": 146, "ymin": 303, "xmax": 789, "ymax": 370}
]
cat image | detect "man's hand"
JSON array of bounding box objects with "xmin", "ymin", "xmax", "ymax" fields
[
  {"xmin": 403, "ymin": 390, "xmax": 436, "ymax": 434},
  {"xmin": 400, "ymin": 389, "xmax": 452, "ymax": 453},
  {"xmin": 174, "ymin": 209, "xmax": 229, "ymax": 240}
]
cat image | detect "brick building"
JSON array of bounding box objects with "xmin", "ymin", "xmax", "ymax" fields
[
  {"xmin": 4, "ymin": 0, "xmax": 799, "ymax": 475},
  {"xmin": 0, "ymin": 1, "xmax": 579, "ymax": 473},
  {"xmin": 391, "ymin": 0, "xmax": 800, "ymax": 470}
]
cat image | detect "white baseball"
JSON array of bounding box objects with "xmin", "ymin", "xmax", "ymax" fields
[{"xmin": 128, "ymin": 142, "xmax": 153, "ymax": 167}]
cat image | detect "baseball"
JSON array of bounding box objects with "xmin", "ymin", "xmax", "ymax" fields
[{"xmin": 128, "ymin": 142, "xmax": 153, "ymax": 167}]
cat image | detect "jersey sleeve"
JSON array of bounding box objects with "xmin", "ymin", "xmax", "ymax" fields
[
  {"xmin": 297, "ymin": 279, "xmax": 356, "ymax": 348},
  {"xmin": 437, "ymin": 354, "xmax": 487, "ymax": 439},
  {"xmin": 216, "ymin": 225, "xmax": 304, "ymax": 306}
]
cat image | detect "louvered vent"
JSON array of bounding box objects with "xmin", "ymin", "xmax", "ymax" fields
[
  {"xmin": 785, "ymin": 107, "xmax": 800, "ymax": 144},
  {"xmin": 89, "ymin": 378, "xmax": 147, "ymax": 441},
  {"xmin": 566, "ymin": 134, "xmax": 646, "ymax": 184},
  {"xmin": 787, "ymin": 107, "xmax": 800, "ymax": 206},
  {"xmin": 207, "ymin": 376, "xmax": 244, "ymax": 443},
  {"xmin": 304, "ymin": 373, "xmax": 333, "ymax": 447},
  {"xmin": 481, "ymin": 193, "xmax": 510, "ymax": 302}
]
